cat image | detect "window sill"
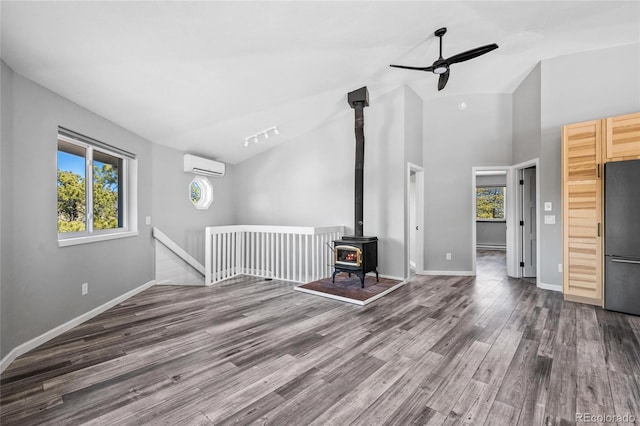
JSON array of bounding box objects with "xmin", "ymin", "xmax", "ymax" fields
[
  {"xmin": 58, "ymin": 230, "xmax": 139, "ymax": 247},
  {"xmin": 476, "ymin": 219, "xmax": 507, "ymax": 223}
]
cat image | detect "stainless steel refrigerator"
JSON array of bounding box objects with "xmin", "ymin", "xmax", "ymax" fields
[{"xmin": 605, "ymin": 159, "xmax": 640, "ymax": 316}]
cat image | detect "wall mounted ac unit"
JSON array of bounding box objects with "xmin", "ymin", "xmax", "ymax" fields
[{"xmin": 183, "ymin": 154, "xmax": 225, "ymax": 177}]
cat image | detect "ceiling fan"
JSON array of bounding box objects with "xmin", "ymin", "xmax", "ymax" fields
[{"xmin": 390, "ymin": 27, "xmax": 498, "ymax": 91}]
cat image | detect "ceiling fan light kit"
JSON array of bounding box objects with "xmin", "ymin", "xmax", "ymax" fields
[{"xmin": 390, "ymin": 27, "xmax": 499, "ymax": 91}]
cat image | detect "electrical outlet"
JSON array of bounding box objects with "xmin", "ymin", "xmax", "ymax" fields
[
  {"xmin": 446, "ymin": 253, "xmax": 452, "ymax": 261},
  {"xmin": 558, "ymin": 263, "xmax": 562, "ymax": 273},
  {"xmin": 145, "ymin": 216, "xmax": 151, "ymax": 225},
  {"xmin": 82, "ymin": 282, "xmax": 88, "ymax": 296}
]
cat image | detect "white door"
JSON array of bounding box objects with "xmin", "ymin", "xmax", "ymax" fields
[{"xmin": 522, "ymin": 167, "xmax": 537, "ymax": 277}]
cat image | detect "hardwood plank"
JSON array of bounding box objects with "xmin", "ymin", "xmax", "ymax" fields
[
  {"xmin": 473, "ymin": 327, "xmax": 522, "ymax": 386},
  {"xmin": 426, "ymin": 340, "xmax": 492, "ymax": 414},
  {"xmin": 595, "ymin": 308, "xmax": 640, "ymax": 375},
  {"xmin": 575, "ymin": 339, "xmax": 616, "ymax": 421},
  {"xmin": 607, "ymin": 370, "xmax": 640, "ymax": 424},
  {"xmin": 494, "ymin": 338, "xmax": 540, "ymax": 409},
  {"xmin": 309, "ymin": 355, "xmax": 414, "ymax": 425},
  {"xmin": 350, "ymin": 351, "xmax": 443, "ymax": 425},
  {"xmin": 484, "ymin": 400, "xmax": 520, "ymax": 426},
  {"xmin": 545, "ymin": 343, "xmax": 577, "ymax": 423},
  {"xmin": 442, "ymin": 379, "xmax": 499, "ymax": 426},
  {"xmin": 575, "ymin": 304, "xmax": 601, "ymax": 341}
]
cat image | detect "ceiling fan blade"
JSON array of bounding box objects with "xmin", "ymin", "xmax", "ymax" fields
[
  {"xmin": 446, "ymin": 43, "xmax": 498, "ymax": 64},
  {"xmin": 438, "ymin": 70, "xmax": 450, "ymax": 91},
  {"xmin": 390, "ymin": 64, "xmax": 435, "ymax": 72}
]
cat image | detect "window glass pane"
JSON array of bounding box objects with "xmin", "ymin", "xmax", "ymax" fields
[
  {"xmin": 93, "ymin": 150, "xmax": 123, "ymax": 230},
  {"xmin": 476, "ymin": 186, "xmax": 505, "ymax": 219},
  {"xmin": 57, "ymin": 140, "xmax": 87, "ymax": 232}
]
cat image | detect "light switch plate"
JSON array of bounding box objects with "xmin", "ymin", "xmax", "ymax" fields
[
  {"xmin": 544, "ymin": 215, "xmax": 556, "ymax": 225},
  {"xmin": 145, "ymin": 216, "xmax": 151, "ymax": 225},
  {"xmin": 544, "ymin": 202, "xmax": 552, "ymax": 211}
]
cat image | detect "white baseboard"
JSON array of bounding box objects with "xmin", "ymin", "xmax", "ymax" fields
[
  {"xmin": 476, "ymin": 245, "xmax": 506, "ymax": 251},
  {"xmin": 422, "ymin": 270, "xmax": 476, "ymax": 276},
  {"xmin": 370, "ymin": 272, "xmax": 405, "ymax": 281},
  {"xmin": 156, "ymin": 279, "xmax": 205, "ymax": 287},
  {"xmin": 537, "ymin": 282, "xmax": 562, "ymax": 292},
  {"xmin": 0, "ymin": 279, "xmax": 156, "ymax": 374}
]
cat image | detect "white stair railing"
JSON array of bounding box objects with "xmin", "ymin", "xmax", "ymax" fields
[{"xmin": 205, "ymin": 225, "xmax": 344, "ymax": 285}]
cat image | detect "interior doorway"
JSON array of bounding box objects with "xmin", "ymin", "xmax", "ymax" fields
[
  {"xmin": 472, "ymin": 168, "xmax": 510, "ymax": 277},
  {"xmin": 406, "ymin": 163, "xmax": 424, "ymax": 277}
]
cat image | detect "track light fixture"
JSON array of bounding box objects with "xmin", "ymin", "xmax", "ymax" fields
[{"xmin": 243, "ymin": 126, "xmax": 279, "ymax": 147}]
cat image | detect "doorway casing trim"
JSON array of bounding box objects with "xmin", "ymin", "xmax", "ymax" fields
[{"xmin": 406, "ymin": 163, "xmax": 425, "ymax": 277}]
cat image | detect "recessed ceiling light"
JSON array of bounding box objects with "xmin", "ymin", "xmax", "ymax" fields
[{"xmin": 458, "ymin": 102, "xmax": 467, "ymax": 110}]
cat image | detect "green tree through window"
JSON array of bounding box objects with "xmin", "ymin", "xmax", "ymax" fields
[
  {"xmin": 476, "ymin": 186, "xmax": 505, "ymax": 219},
  {"xmin": 93, "ymin": 161, "xmax": 120, "ymax": 230},
  {"xmin": 57, "ymin": 136, "xmax": 123, "ymax": 234}
]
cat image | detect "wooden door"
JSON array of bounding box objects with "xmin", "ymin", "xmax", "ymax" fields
[
  {"xmin": 604, "ymin": 112, "xmax": 640, "ymax": 162},
  {"xmin": 564, "ymin": 181, "xmax": 602, "ymax": 301},
  {"xmin": 562, "ymin": 120, "xmax": 602, "ymax": 305}
]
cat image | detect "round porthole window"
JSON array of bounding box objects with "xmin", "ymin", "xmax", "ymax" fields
[{"xmin": 189, "ymin": 176, "xmax": 213, "ymax": 209}]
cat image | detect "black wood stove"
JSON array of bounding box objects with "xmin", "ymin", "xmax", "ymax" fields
[{"xmin": 332, "ymin": 86, "xmax": 379, "ymax": 288}]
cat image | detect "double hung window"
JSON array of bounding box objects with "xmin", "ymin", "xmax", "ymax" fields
[{"xmin": 57, "ymin": 128, "xmax": 137, "ymax": 246}]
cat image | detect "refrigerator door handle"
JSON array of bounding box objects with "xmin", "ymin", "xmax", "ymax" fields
[{"xmin": 611, "ymin": 258, "xmax": 640, "ymax": 265}]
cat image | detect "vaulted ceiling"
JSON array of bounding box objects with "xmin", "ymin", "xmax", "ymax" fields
[{"xmin": 2, "ymin": 1, "xmax": 638, "ymax": 164}]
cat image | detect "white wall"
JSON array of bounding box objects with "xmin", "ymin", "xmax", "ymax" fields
[
  {"xmin": 151, "ymin": 144, "xmax": 235, "ymax": 265},
  {"xmin": 512, "ymin": 62, "xmax": 541, "ymax": 165},
  {"xmin": 423, "ymin": 93, "xmax": 513, "ymax": 273},
  {"xmin": 404, "ymin": 86, "xmax": 424, "ymax": 273},
  {"xmin": 537, "ymin": 43, "xmax": 640, "ymax": 287},
  {"xmin": 1, "ymin": 61, "xmax": 13, "ymax": 356},
  {"xmin": 0, "ymin": 62, "xmax": 154, "ymax": 358}
]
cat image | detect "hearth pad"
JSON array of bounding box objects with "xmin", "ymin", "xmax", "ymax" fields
[{"xmin": 294, "ymin": 275, "xmax": 406, "ymax": 306}]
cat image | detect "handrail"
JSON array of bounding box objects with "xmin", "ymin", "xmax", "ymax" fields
[
  {"xmin": 152, "ymin": 227, "xmax": 205, "ymax": 275},
  {"xmin": 205, "ymin": 225, "xmax": 344, "ymax": 235}
]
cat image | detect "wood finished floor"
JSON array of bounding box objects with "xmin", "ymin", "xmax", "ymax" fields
[{"xmin": 1, "ymin": 250, "xmax": 639, "ymax": 425}]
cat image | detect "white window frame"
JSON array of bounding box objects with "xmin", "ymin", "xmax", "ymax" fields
[{"xmin": 57, "ymin": 132, "xmax": 138, "ymax": 247}]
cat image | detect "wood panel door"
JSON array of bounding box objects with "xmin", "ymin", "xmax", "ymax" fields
[
  {"xmin": 605, "ymin": 112, "xmax": 640, "ymax": 162},
  {"xmin": 562, "ymin": 120, "xmax": 602, "ymax": 305},
  {"xmin": 563, "ymin": 181, "xmax": 602, "ymax": 301}
]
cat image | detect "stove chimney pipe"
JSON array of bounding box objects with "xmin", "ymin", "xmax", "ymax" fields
[{"xmin": 347, "ymin": 86, "xmax": 369, "ymax": 237}]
